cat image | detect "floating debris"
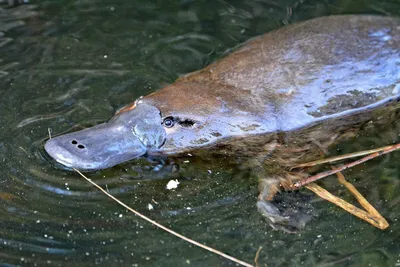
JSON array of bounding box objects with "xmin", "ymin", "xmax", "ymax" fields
[{"xmin": 166, "ymin": 179, "xmax": 180, "ymax": 190}]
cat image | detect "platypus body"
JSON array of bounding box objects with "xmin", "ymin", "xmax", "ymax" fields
[{"xmin": 45, "ymin": 15, "xmax": 400, "ymax": 230}]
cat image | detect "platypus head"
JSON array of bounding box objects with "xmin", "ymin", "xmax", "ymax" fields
[
  {"xmin": 45, "ymin": 103, "xmax": 166, "ymax": 170},
  {"xmin": 45, "ymin": 82, "xmax": 270, "ymax": 170}
]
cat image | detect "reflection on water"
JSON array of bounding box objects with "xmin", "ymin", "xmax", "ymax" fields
[{"xmin": 0, "ymin": 0, "xmax": 399, "ymax": 266}]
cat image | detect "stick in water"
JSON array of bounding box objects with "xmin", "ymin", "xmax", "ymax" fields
[
  {"xmin": 73, "ymin": 168, "xmax": 254, "ymax": 267},
  {"xmin": 293, "ymin": 143, "xmax": 400, "ymax": 188},
  {"xmin": 292, "ymin": 144, "xmax": 399, "ymax": 169},
  {"xmin": 305, "ymin": 172, "xmax": 389, "ymax": 230}
]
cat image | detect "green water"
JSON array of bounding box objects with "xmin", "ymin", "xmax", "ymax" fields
[{"xmin": 0, "ymin": 0, "xmax": 399, "ymax": 266}]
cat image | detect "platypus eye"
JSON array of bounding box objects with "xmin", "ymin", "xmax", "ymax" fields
[{"xmin": 163, "ymin": 117, "xmax": 175, "ymax": 128}]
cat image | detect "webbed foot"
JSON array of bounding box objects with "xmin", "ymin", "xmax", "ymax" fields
[
  {"xmin": 258, "ymin": 178, "xmax": 313, "ymax": 233},
  {"xmin": 257, "ymin": 198, "xmax": 312, "ymax": 233}
]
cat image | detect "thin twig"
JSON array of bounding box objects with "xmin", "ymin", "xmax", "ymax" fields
[
  {"xmin": 73, "ymin": 168, "xmax": 254, "ymax": 267},
  {"xmin": 336, "ymin": 171, "xmax": 386, "ymax": 223},
  {"xmin": 48, "ymin": 128, "xmax": 52, "ymax": 139},
  {"xmin": 292, "ymin": 144, "xmax": 398, "ymax": 169},
  {"xmin": 254, "ymin": 246, "xmax": 264, "ymax": 267},
  {"xmin": 293, "ymin": 143, "xmax": 400, "ymax": 188},
  {"xmin": 305, "ymin": 175, "xmax": 389, "ymax": 230}
]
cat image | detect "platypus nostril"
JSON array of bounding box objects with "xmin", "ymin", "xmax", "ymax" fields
[{"xmin": 71, "ymin": 140, "xmax": 85, "ymax": 149}]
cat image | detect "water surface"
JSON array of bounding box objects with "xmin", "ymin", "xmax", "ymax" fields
[{"xmin": 0, "ymin": 0, "xmax": 400, "ymax": 266}]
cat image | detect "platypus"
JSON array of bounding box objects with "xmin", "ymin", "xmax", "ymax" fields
[{"xmin": 45, "ymin": 15, "xmax": 400, "ymax": 230}]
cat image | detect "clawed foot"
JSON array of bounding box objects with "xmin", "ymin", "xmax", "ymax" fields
[
  {"xmin": 257, "ymin": 197, "xmax": 313, "ymax": 233},
  {"xmin": 257, "ymin": 177, "xmax": 313, "ymax": 233}
]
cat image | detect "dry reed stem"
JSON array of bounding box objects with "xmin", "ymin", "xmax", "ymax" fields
[
  {"xmin": 73, "ymin": 168, "xmax": 254, "ymax": 267},
  {"xmin": 294, "ymin": 143, "xmax": 400, "ymax": 188},
  {"xmin": 254, "ymin": 246, "xmax": 265, "ymax": 267},
  {"xmin": 292, "ymin": 144, "xmax": 398, "ymax": 169},
  {"xmin": 305, "ymin": 172, "xmax": 389, "ymax": 230},
  {"xmin": 336, "ymin": 171, "xmax": 388, "ymax": 227}
]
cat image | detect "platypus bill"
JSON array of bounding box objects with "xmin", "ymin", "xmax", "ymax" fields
[{"xmin": 45, "ymin": 15, "xmax": 400, "ymax": 231}]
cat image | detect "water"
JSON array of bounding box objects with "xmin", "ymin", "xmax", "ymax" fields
[{"xmin": 0, "ymin": 0, "xmax": 399, "ymax": 266}]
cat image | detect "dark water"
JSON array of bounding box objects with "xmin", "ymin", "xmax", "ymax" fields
[{"xmin": 0, "ymin": 0, "xmax": 400, "ymax": 266}]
